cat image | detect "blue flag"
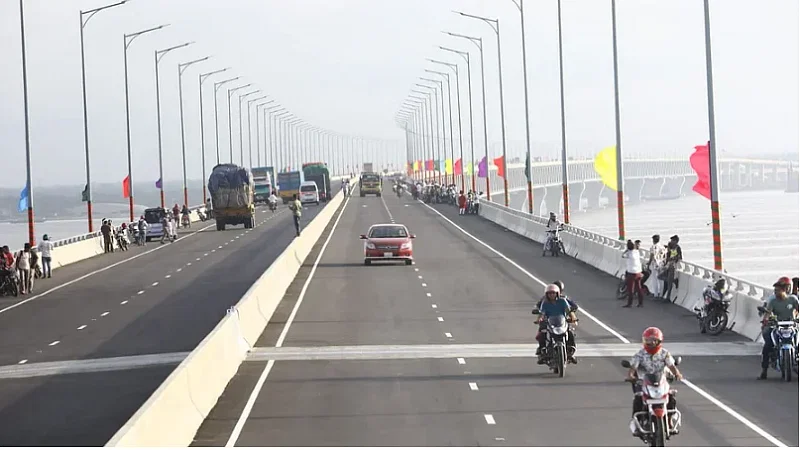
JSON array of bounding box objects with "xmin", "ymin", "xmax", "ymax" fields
[{"xmin": 18, "ymin": 185, "xmax": 29, "ymax": 213}]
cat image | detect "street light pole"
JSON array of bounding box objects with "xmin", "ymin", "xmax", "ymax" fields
[
  {"xmin": 445, "ymin": 31, "xmax": 490, "ymax": 201},
  {"xmin": 246, "ymin": 96, "xmax": 269, "ymax": 169},
  {"xmin": 455, "ymin": 11, "xmax": 509, "ymax": 207},
  {"xmin": 510, "ymin": 0, "xmax": 535, "ymax": 214},
  {"xmin": 429, "ymin": 59, "xmax": 464, "ymax": 191},
  {"xmin": 226, "ymin": 84, "xmax": 252, "ymax": 163},
  {"xmin": 200, "ymin": 69, "xmax": 230, "ymax": 202},
  {"xmin": 556, "ymin": 0, "xmax": 570, "ymax": 223},
  {"xmin": 437, "ymin": 48, "xmax": 475, "ymax": 193},
  {"xmin": 213, "ymin": 77, "xmax": 239, "ymax": 165},
  {"xmin": 155, "ymin": 42, "xmax": 193, "ymax": 208},
  {"xmin": 124, "ymin": 24, "xmax": 167, "ymax": 222},
  {"xmin": 178, "ymin": 56, "xmax": 211, "ymax": 207},
  {"xmin": 413, "ymin": 86, "xmax": 442, "ymax": 184},
  {"xmin": 237, "ymin": 90, "xmax": 261, "ymax": 166},
  {"xmin": 610, "ymin": 0, "xmax": 625, "ymax": 241},
  {"xmin": 79, "ymin": 0, "xmax": 127, "ymax": 232},
  {"xmin": 421, "ymin": 75, "xmax": 451, "ymax": 186}
]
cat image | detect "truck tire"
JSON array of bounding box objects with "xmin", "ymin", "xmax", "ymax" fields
[
  {"xmin": 377, "ymin": 193, "xmax": 382, "ymax": 197},
  {"xmin": 360, "ymin": 192, "xmax": 365, "ymax": 197},
  {"xmin": 216, "ymin": 219, "xmax": 225, "ymax": 231}
]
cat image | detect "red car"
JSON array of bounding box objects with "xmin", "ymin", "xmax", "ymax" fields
[{"xmin": 360, "ymin": 223, "xmax": 415, "ymax": 265}]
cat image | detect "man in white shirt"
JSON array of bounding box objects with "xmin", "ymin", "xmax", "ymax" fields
[
  {"xmin": 544, "ymin": 212, "xmax": 561, "ymax": 254},
  {"xmin": 622, "ymin": 240, "xmax": 645, "ymax": 307},
  {"xmin": 38, "ymin": 234, "xmax": 54, "ymax": 278},
  {"xmin": 644, "ymin": 235, "xmax": 665, "ymax": 298}
]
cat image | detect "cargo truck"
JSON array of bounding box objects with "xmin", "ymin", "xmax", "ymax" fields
[
  {"xmin": 302, "ymin": 162, "xmax": 332, "ymax": 202},
  {"xmin": 363, "ymin": 162, "xmax": 373, "ymax": 173},
  {"xmin": 359, "ymin": 171, "xmax": 382, "ymax": 197},
  {"xmin": 208, "ymin": 164, "xmax": 256, "ymax": 230},
  {"xmin": 277, "ymin": 170, "xmax": 304, "ymax": 204},
  {"xmin": 251, "ymin": 166, "xmax": 274, "ymax": 204}
]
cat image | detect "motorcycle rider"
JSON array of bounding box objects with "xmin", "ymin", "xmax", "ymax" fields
[
  {"xmin": 535, "ymin": 283, "xmax": 578, "ymax": 364},
  {"xmin": 758, "ymin": 276, "xmax": 799, "ymax": 380},
  {"xmin": 181, "ymin": 204, "xmax": 190, "ymax": 227},
  {"xmin": 543, "ymin": 212, "xmax": 561, "ymax": 255},
  {"xmin": 626, "ymin": 327, "xmax": 683, "ymax": 434},
  {"xmin": 268, "ymin": 191, "xmax": 279, "ymax": 210}
]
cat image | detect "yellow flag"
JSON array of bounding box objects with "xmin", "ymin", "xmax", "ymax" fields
[
  {"xmin": 445, "ymin": 159, "xmax": 453, "ymax": 175},
  {"xmin": 593, "ymin": 145, "xmax": 618, "ymax": 190},
  {"xmin": 465, "ymin": 162, "xmax": 473, "ymax": 176},
  {"xmin": 413, "ymin": 161, "xmax": 420, "ymax": 171}
]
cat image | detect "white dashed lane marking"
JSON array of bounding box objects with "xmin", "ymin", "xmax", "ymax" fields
[
  {"xmin": 18, "ymin": 359, "xmax": 27, "ymax": 364},
  {"xmin": 77, "ymin": 325, "xmax": 87, "ymax": 330},
  {"xmin": 48, "ymin": 341, "xmax": 60, "ymax": 347},
  {"xmin": 100, "ymin": 312, "xmax": 110, "ymax": 317},
  {"xmin": 165, "ymin": 275, "xmax": 171, "ymax": 278},
  {"xmin": 457, "ymin": 358, "xmax": 466, "ymax": 365},
  {"xmin": 421, "ymin": 283, "xmax": 427, "ymax": 287},
  {"xmin": 431, "ymin": 304, "xmax": 437, "ymax": 308},
  {"xmin": 444, "ymin": 332, "xmax": 452, "ymax": 338},
  {"xmin": 151, "ymin": 282, "xmax": 159, "ymax": 286},
  {"xmin": 437, "ymin": 317, "xmax": 444, "ymax": 322},
  {"xmin": 120, "ymin": 300, "xmax": 128, "ymax": 305},
  {"xmin": 137, "ymin": 290, "xmax": 145, "ymax": 295},
  {"xmin": 469, "ymin": 382, "xmax": 479, "ymax": 391},
  {"xmin": 484, "ymin": 414, "xmax": 496, "ymax": 425},
  {"xmin": 426, "ymin": 293, "xmax": 432, "ymax": 297}
]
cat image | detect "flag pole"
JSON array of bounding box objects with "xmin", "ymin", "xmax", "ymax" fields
[
  {"xmin": 19, "ymin": 0, "xmax": 35, "ymax": 246},
  {"xmin": 702, "ymin": 0, "xmax": 723, "ymax": 271},
  {"xmin": 611, "ymin": 0, "xmax": 625, "ymax": 242}
]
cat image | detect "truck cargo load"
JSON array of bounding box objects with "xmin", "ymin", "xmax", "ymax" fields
[
  {"xmin": 277, "ymin": 170, "xmax": 304, "ymax": 204},
  {"xmin": 251, "ymin": 166, "xmax": 274, "ymax": 204},
  {"xmin": 363, "ymin": 162, "xmax": 373, "ymax": 173},
  {"xmin": 208, "ymin": 163, "xmax": 256, "ymax": 230},
  {"xmin": 302, "ymin": 162, "xmax": 332, "ymax": 202}
]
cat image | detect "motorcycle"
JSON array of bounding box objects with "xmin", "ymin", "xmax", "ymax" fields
[
  {"xmin": 115, "ymin": 229, "xmax": 129, "ymax": 251},
  {"xmin": 531, "ymin": 309, "xmax": 577, "ymax": 377},
  {"xmin": 757, "ymin": 306, "xmax": 798, "ymax": 382},
  {"xmin": 269, "ymin": 200, "xmax": 277, "ymax": 212},
  {"xmin": 0, "ymin": 271, "xmax": 19, "ymax": 297},
  {"xmin": 181, "ymin": 213, "xmax": 191, "ymax": 229},
  {"xmin": 693, "ymin": 286, "xmax": 733, "ymax": 335},
  {"xmin": 543, "ymin": 227, "xmax": 565, "ymax": 257},
  {"xmin": 396, "ymin": 186, "xmax": 404, "ymax": 198},
  {"xmin": 197, "ymin": 209, "xmax": 208, "ymax": 222},
  {"xmin": 621, "ymin": 357, "xmax": 683, "ymax": 447}
]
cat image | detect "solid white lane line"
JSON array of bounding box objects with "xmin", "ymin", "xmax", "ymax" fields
[
  {"xmin": 18, "ymin": 360, "xmax": 27, "ymax": 364},
  {"xmin": 100, "ymin": 312, "xmax": 109, "ymax": 317},
  {"xmin": 48, "ymin": 341, "xmax": 60, "ymax": 346},
  {"xmin": 457, "ymin": 358, "xmax": 466, "ymax": 365},
  {"xmin": 437, "ymin": 317, "xmax": 444, "ymax": 322},
  {"xmin": 0, "ymin": 222, "xmax": 215, "ymax": 316},
  {"xmin": 469, "ymin": 382, "xmax": 479, "ymax": 391},
  {"xmin": 484, "ymin": 414, "xmax": 496, "ymax": 425},
  {"xmin": 421, "ymin": 201, "xmax": 788, "ymax": 447},
  {"xmin": 77, "ymin": 325, "xmax": 87, "ymax": 330},
  {"xmin": 444, "ymin": 332, "xmax": 453, "ymax": 338},
  {"xmin": 226, "ymin": 196, "xmax": 351, "ymax": 447},
  {"xmin": 120, "ymin": 300, "xmax": 128, "ymax": 305}
]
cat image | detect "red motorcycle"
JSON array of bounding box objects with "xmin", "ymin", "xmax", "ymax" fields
[{"xmin": 621, "ymin": 358, "xmax": 682, "ymax": 447}]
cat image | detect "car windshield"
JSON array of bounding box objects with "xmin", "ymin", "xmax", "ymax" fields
[
  {"xmin": 369, "ymin": 226, "xmax": 408, "ymax": 238},
  {"xmin": 300, "ymin": 185, "xmax": 316, "ymax": 192},
  {"xmin": 144, "ymin": 210, "xmax": 164, "ymax": 224},
  {"xmin": 362, "ymin": 175, "xmax": 380, "ymax": 183}
]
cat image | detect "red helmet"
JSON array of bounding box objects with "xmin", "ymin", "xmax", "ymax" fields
[
  {"xmin": 773, "ymin": 276, "xmax": 792, "ymax": 289},
  {"xmin": 642, "ymin": 327, "xmax": 663, "ymax": 355}
]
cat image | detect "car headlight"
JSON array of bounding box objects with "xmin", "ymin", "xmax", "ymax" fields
[
  {"xmin": 366, "ymin": 242, "xmax": 376, "ymax": 250},
  {"xmin": 401, "ymin": 242, "xmax": 412, "ymax": 250}
]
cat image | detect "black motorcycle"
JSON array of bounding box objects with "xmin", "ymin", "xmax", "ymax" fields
[
  {"xmin": 694, "ymin": 286, "xmax": 732, "ymax": 335},
  {"xmin": 0, "ymin": 272, "xmax": 19, "ymax": 297},
  {"xmin": 532, "ymin": 310, "xmax": 577, "ymax": 377}
]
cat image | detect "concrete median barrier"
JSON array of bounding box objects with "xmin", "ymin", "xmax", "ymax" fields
[
  {"xmin": 105, "ymin": 182, "xmax": 352, "ymax": 447},
  {"xmin": 477, "ymin": 200, "xmax": 771, "ymax": 342}
]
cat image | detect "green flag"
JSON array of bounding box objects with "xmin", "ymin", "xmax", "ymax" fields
[
  {"xmin": 524, "ymin": 152, "xmax": 531, "ymax": 179},
  {"xmin": 81, "ymin": 184, "xmax": 89, "ymax": 202}
]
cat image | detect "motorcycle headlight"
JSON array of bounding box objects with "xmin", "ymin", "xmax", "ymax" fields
[
  {"xmin": 551, "ymin": 325, "xmax": 568, "ymax": 335},
  {"xmin": 779, "ymin": 328, "xmax": 794, "ymax": 339},
  {"xmin": 646, "ymin": 384, "xmax": 669, "ymax": 399}
]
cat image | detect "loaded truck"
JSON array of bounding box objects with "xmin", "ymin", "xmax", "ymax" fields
[
  {"xmin": 208, "ymin": 163, "xmax": 256, "ymax": 231},
  {"xmin": 359, "ymin": 171, "xmax": 382, "ymax": 197},
  {"xmin": 277, "ymin": 170, "xmax": 304, "ymax": 204},
  {"xmin": 302, "ymin": 162, "xmax": 332, "ymax": 202},
  {"xmin": 363, "ymin": 162, "xmax": 373, "ymax": 173},
  {"xmin": 251, "ymin": 166, "xmax": 274, "ymax": 204}
]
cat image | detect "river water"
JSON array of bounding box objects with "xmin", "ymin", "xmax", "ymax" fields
[{"xmin": 507, "ymin": 189, "xmax": 798, "ymax": 287}]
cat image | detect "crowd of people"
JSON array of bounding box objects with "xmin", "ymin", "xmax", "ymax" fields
[{"xmin": 0, "ymin": 235, "xmax": 55, "ymax": 296}]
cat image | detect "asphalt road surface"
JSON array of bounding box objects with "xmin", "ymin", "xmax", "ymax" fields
[
  {"xmin": 193, "ymin": 187, "xmax": 797, "ymax": 447},
  {"xmin": 0, "ymin": 204, "xmax": 324, "ymax": 446}
]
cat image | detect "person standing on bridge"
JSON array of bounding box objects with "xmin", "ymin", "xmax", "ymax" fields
[
  {"xmin": 289, "ymin": 194, "xmax": 303, "ymax": 237},
  {"xmin": 14, "ymin": 243, "xmax": 33, "ymax": 295},
  {"xmin": 622, "ymin": 240, "xmax": 645, "ymax": 308},
  {"xmin": 101, "ymin": 220, "xmax": 113, "ymax": 253},
  {"xmin": 660, "ymin": 235, "xmax": 683, "ymax": 301},
  {"xmin": 38, "ymin": 234, "xmax": 54, "ymax": 278},
  {"xmin": 458, "ymin": 190, "xmax": 467, "ymax": 215}
]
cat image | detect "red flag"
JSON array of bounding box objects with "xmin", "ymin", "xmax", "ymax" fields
[
  {"xmin": 454, "ymin": 158, "xmax": 463, "ymax": 175},
  {"xmin": 689, "ymin": 143, "xmax": 711, "ymax": 200},
  {"xmin": 494, "ymin": 156, "xmax": 505, "ymax": 178},
  {"xmin": 122, "ymin": 175, "xmax": 131, "ymax": 199},
  {"xmin": 425, "ymin": 159, "xmax": 434, "ymax": 171}
]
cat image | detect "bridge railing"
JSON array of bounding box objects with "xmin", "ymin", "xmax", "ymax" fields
[{"xmin": 477, "ymin": 199, "xmax": 769, "ymax": 342}]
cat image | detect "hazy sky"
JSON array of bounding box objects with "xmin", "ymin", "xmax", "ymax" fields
[{"xmin": 1, "ymin": 0, "xmax": 797, "ymax": 188}]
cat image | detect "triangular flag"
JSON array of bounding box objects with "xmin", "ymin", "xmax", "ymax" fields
[
  {"xmin": 593, "ymin": 146, "xmax": 617, "ymax": 190},
  {"xmin": 122, "ymin": 175, "xmax": 131, "ymax": 199},
  {"xmin": 689, "ymin": 142, "xmax": 711, "ymax": 200},
  {"xmin": 494, "ymin": 156, "xmax": 505, "ymax": 179}
]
